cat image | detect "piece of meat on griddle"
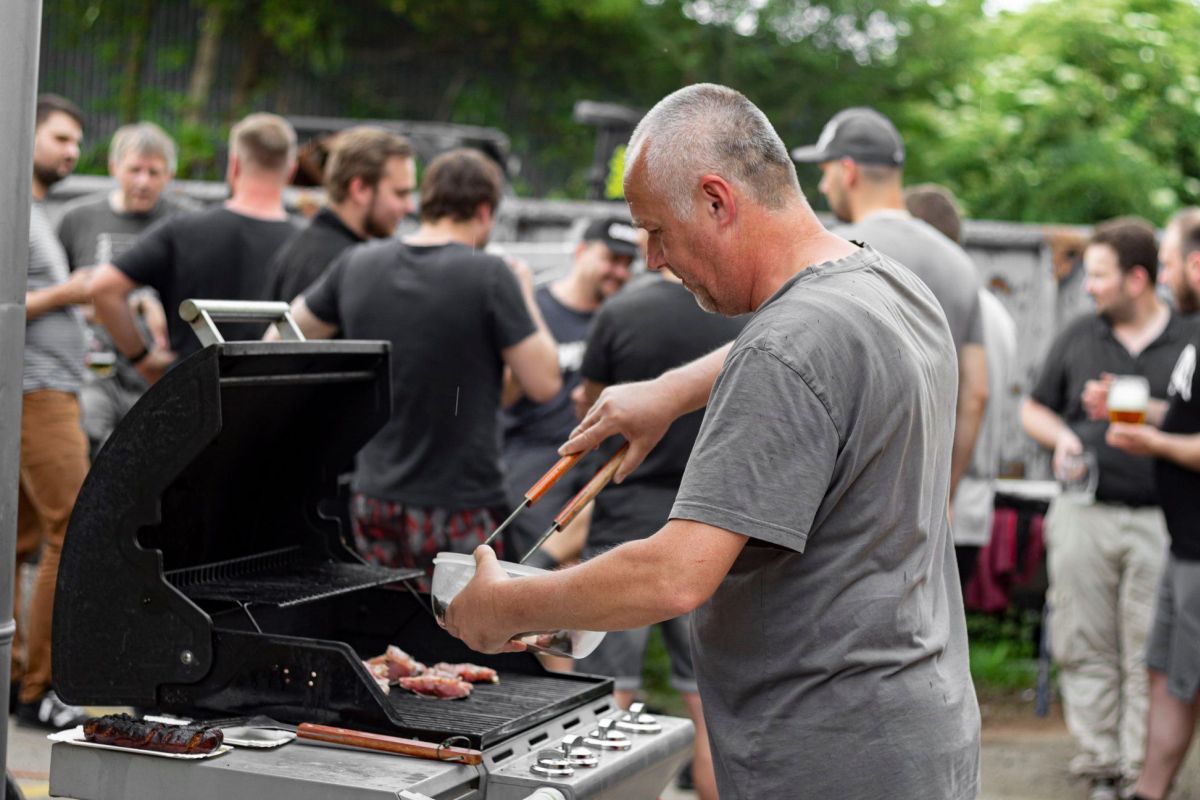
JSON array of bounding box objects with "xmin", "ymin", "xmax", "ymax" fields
[
  {"xmin": 83, "ymin": 713, "xmax": 224, "ymax": 754},
  {"xmin": 431, "ymin": 662, "xmax": 499, "ymax": 684},
  {"xmin": 398, "ymin": 674, "xmax": 473, "ymax": 699},
  {"xmin": 366, "ymin": 645, "xmax": 426, "ymax": 683}
]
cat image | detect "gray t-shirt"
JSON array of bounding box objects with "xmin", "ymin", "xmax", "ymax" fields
[
  {"xmin": 672, "ymin": 247, "xmax": 980, "ymax": 799},
  {"xmin": 24, "ymin": 203, "xmax": 87, "ymax": 394},
  {"xmin": 56, "ymin": 192, "xmax": 190, "ymax": 270},
  {"xmin": 838, "ymin": 210, "xmax": 983, "ymax": 353}
]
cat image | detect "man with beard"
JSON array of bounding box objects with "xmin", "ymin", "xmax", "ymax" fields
[
  {"xmin": 1158, "ymin": 207, "xmax": 1200, "ymax": 317},
  {"xmin": 1107, "ymin": 212, "xmax": 1200, "ymax": 800},
  {"xmin": 264, "ymin": 127, "xmax": 416, "ymax": 303},
  {"xmin": 499, "ymin": 217, "xmax": 636, "ymax": 564},
  {"xmin": 16, "ymin": 94, "xmax": 93, "ymax": 729},
  {"xmin": 792, "ymin": 109, "xmax": 988, "ymax": 510},
  {"xmin": 1022, "ymin": 218, "xmax": 1189, "ymax": 800}
]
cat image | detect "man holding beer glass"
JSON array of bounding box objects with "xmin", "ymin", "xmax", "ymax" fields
[
  {"xmin": 1104, "ymin": 212, "xmax": 1200, "ymax": 800},
  {"xmin": 1022, "ymin": 217, "xmax": 1190, "ymax": 799}
]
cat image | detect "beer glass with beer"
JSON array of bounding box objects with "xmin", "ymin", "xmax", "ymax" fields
[{"xmin": 1108, "ymin": 375, "xmax": 1150, "ymax": 424}]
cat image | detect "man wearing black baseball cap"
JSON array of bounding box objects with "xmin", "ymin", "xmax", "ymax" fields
[
  {"xmin": 794, "ymin": 107, "xmax": 989, "ymax": 517},
  {"xmin": 500, "ymin": 216, "xmax": 638, "ymax": 564}
]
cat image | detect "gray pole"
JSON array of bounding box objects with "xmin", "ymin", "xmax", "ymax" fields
[{"xmin": 0, "ymin": 1, "xmax": 45, "ymax": 795}]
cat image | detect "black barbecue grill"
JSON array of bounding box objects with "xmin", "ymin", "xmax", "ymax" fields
[{"xmin": 53, "ymin": 305, "xmax": 611, "ymax": 751}]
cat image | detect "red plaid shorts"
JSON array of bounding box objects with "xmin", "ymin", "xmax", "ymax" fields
[{"xmin": 350, "ymin": 494, "xmax": 503, "ymax": 588}]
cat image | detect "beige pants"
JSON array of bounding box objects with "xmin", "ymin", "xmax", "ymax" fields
[
  {"xmin": 1046, "ymin": 497, "xmax": 1168, "ymax": 780},
  {"xmin": 13, "ymin": 391, "xmax": 89, "ymax": 704}
]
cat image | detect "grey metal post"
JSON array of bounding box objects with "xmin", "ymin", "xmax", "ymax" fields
[{"xmin": 0, "ymin": 1, "xmax": 46, "ymax": 795}]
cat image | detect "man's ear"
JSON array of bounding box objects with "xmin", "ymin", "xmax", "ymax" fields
[
  {"xmin": 699, "ymin": 175, "xmax": 736, "ymax": 227},
  {"xmin": 840, "ymin": 158, "xmax": 859, "ymax": 189},
  {"xmin": 347, "ymin": 175, "xmax": 371, "ymax": 205}
]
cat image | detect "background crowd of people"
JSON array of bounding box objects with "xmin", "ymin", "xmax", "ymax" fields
[{"xmin": 15, "ymin": 85, "xmax": 1200, "ymax": 800}]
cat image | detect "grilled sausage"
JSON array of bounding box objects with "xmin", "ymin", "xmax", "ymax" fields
[{"xmin": 83, "ymin": 713, "xmax": 224, "ymax": 754}]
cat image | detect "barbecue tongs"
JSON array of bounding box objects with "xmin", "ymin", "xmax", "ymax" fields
[{"xmin": 484, "ymin": 442, "xmax": 630, "ymax": 563}]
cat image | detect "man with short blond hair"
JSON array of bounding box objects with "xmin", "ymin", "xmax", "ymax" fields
[
  {"xmin": 91, "ymin": 112, "xmax": 298, "ymax": 383},
  {"xmin": 265, "ymin": 126, "xmax": 416, "ymax": 302}
]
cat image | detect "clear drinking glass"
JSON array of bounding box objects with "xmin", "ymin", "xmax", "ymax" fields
[{"xmin": 1056, "ymin": 449, "xmax": 1099, "ymax": 501}]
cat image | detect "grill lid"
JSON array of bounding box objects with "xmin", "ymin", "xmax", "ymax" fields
[{"xmin": 54, "ymin": 341, "xmax": 419, "ymax": 706}]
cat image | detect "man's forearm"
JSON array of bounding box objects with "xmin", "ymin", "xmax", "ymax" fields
[
  {"xmin": 93, "ymin": 288, "xmax": 147, "ymax": 357},
  {"xmin": 950, "ymin": 393, "xmax": 985, "ymax": 495},
  {"xmin": 25, "ymin": 285, "xmax": 72, "ymax": 321},
  {"xmin": 1021, "ymin": 398, "xmax": 1068, "ymax": 451},
  {"xmin": 1154, "ymin": 431, "xmax": 1200, "ymax": 471}
]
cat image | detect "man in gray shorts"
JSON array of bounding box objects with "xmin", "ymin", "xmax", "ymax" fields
[
  {"xmin": 446, "ymin": 84, "xmax": 980, "ymax": 799},
  {"xmin": 1107, "ymin": 210, "xmax": 1200, "ymax": 800}
]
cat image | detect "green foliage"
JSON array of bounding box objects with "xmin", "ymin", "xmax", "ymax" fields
[
  {"xmin": 966, "ymin": 610, "xmax": 1042, "ymax": 694},
  {"xmin": 40, "ymin": 0, "xmax": 1200, "ymax": 219},
  {"xmin": 904, "ymin": 0, "xmax": 1200, "ymax": 224}
]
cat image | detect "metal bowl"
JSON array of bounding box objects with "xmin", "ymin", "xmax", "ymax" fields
[{"xmin": 431, "ymin": 552, "xmax": 605, "ymax": 659}]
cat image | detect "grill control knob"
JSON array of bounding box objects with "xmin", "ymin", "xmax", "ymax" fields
[
  {"xmin": 583, "ymin": 717, "xmax": 632, "ymax": 751},
  {"xmin": 530, "ymin": 749, "xmax": 575, "ymax": 778},
  {"xmin": 559, "ymin": 735, "xmax": 600, "ymax": 768},
  {"xmin": 614, "ymin": 702, "xmax": 663, "ymax": 734}
]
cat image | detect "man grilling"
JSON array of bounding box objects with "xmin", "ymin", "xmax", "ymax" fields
[
  {"xmin": 287, "ymin": 148, "xmax": 560, "ymax": 582},
  {"xmin": 445, "ymin": 84, "xmax": 980, "ymax": 799}
]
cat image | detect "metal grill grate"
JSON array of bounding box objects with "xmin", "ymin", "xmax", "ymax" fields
[{"xmin": 166, "ymin": 546, "xmax": 422, "ymax": 607}]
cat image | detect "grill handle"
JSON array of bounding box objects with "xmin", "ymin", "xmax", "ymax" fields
[
  {"xmin": 296, "ymin": 723, "xmax": 484, "ymax": 765},
  {"xmin": 179, "ymin": 299, "xmax": 305, "ymax": 347}
]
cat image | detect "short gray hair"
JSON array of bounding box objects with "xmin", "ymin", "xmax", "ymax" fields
[
  {"xmin": 109, "ymin": 122, "xmax": 177, "ymax": 175},
  {"xmin": 624, "ymin": 83, "xmax": 801, "ymax": 219}
]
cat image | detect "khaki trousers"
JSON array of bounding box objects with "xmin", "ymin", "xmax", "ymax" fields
[
  {"xmin": 13, "ymin": 390, "xmax": 89, "ymax": 703},
  {"xmin": 1046, "ymin": 497, "xmax": 1168, "ymax": 780}
]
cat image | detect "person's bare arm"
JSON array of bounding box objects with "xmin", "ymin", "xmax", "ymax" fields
[
  {"xmin": 560, "ymin": 343, "xmax": 731, "ymax": 482},
  {"xmin": 285, "ymin": 296, "xmax": 339, "ymax": 340},
  {"xmin": 132, "ymin": 290, "xmax": 170, "ymax": 350},
  {"xmin": 950, "ymin": 343, "xmax": 988, "ymax": 498},
  {"xmin": 502, "ymin": 258, "xmax": 560, "ymax": 405},
  {"xmin": 1022, "ymin": 396, "xmax": 1082, "ymax": 477},
  {"xmin": 1107, "ymin": 424, "xmax": 1200, "ymax": 471},
  {"xmin": 26, "ymin": 267, "xmax": 93, "ymax": 321},
  {"xmin": 444, "ymin": 519, "xmax": 748, "ymax": 653}
]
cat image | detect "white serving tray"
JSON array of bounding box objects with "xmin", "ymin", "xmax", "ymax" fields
[{"xmin": 48, "ymin": 726, "xmax": 233, "ymax": 759}]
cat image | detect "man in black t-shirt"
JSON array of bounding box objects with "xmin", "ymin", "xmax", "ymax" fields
[
  {"xmin": 90, "ymin": 113, "xmax": 299, "ymax": 383},
  {"xmin": 1022, "ymin": 218, "xmax": 1188, "ymax": 794},
  {"xmin": 499, "ymin": 217, "xmax": 637, "ymax": 563},
  {"xmin": 289, "ymin": 149, "xmax": 560, "ymax": 581},
  {"xmin": 264, "ymin": 127, "xmax": 416, "ymax": 303},
  {"xmin": 571, "ymin": 268, "xmax": 744, "ymax": 800},
  {"xmin": 1106, "ymin": 216, "xmax": 1200, "ymax": 800}
]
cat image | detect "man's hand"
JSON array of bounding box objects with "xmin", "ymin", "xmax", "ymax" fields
[
  {"xmin": 1052, "ymin": 428, "xmax": 1084, "ymax": 480},
  {"xmin": 1106, "ymin": 422, "xmax": 1159, "ymax": 457},
  {"xmin": 59, "ymin": 266, "xmax": 95, "ymax": 305},
  {"xmin": 443, "ymin": 546, "xmax": 528, "ymax": 655},
  {"xmin": 560, "ymin": 378, "xmax": 676, "ymax": 483},
  {"xmin": 1082, "ymin": 373, "xmax": 1114, "ymax": 421},
  {"xmin": 135, "ymin": 347, "xmax": 177, "ymax": 386}
]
